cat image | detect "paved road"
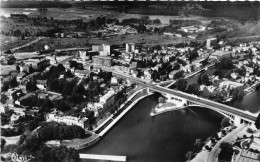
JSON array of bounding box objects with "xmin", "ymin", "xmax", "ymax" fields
[
  {"xmin": 207, "ymin": 124, "xmax": 247, "ymax": 162},
  {"xmin": 55, "ymin": 47, "xmax": 91, "ymax": 52},
  {"xmin": 102, "ymin": 67, "xmax": 257, "ymax": 122}
]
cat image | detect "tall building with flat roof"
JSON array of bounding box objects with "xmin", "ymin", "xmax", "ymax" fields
[{"xmin": 207, "ymin": 38, "xmax": 218, "ymax": 49}]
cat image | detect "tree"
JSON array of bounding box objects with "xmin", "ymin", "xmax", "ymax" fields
[
  {"xmin": 9, "ymin": 77, "xmax": 18, "ymax": 87},
  {"xmin": 176, "ymin": 79, "xmax": 187, "ymax": 92},
  {"xmin": 0, "ymin": 94, "xmax": 8, "ymax": 104},
  {"xmin": 153, "ymin": 19, "xmax": 161, "ymax": 24},
  {"xmin": 200, "ymin": 74, "xmax": 210, "ymax": 86},
  {"xmin": 1, "ymin": 138, "xmax": 6, "ymax": 150},
  {"xmin": 221, "ymin": 117, "xmax": 231, "ymax": 128},
  {"xmin": 231, "ymin": 87, "xmax": 245, "ymax": 100},
  {"xmin": 255, "ymin": 113, "xmax": 260, "ymax": 130},
  {"xmin": 173, "ymin": 70, "xmax": 184, "ymax": 79},
  {"xmin": 219, "ymin": 142, "xmax": 234, "ymax": 161},
  {"xmin": 194, "ymin": 139, "xmax": 204, "ymax": 151},
  {"xmin": 215, "ymin": 57, "xmax": 234, "ymax": 70},
  {"xmin": 26, "ymin": 81, "xmax": 38, "ymax": 92},
  {"xmin": 158, "ymin": 97, "xmax": 165, "ymax": 103},
  {"xmin": 185, "ymin": 151, "xmax": 194, "ymax": 161},
  {"xmin": 187, "ymin": 84, "xmax": 200, "ymax": 95}
]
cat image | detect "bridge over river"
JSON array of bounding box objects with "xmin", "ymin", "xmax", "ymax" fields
[{"xmin": 102, "ymin": 67, "xmax": 258, "ymax": 126}]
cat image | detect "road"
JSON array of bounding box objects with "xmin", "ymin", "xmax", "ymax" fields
[
  {"xmin": 2, "ymin": 37, "xmax": 44, "ymax": 54},
  {"xmin": 207, "ymin": 124, "xmax": 247, "ymax": 162},
  {"xmin": 55, "ymin": 47, "xmax": 91, "ymax": 52},
  {"xmin": 102, "ymin": 67, "xmax": 257, "ymax": 122}
]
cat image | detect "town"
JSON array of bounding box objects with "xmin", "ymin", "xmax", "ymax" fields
[{"xmin": 1, "ymin": 1, "xmax": 260, "ymax": 162}]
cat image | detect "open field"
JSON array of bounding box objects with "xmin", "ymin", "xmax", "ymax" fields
[
  {"xmin": 0, "ymin": 35, "xmax": 34, "ymax": 51},
  {"xmin": 113, "ymin": 13, "xmax": 225, "ymax": 25},
  {"xmin": 92, "ymin": 33, "xmax": 189, "ymax": 45},
  {"xmin": 0, "ymin": 7, "xmax": 112, "ymax": 21}
]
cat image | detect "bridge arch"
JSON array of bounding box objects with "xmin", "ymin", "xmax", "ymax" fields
[{"xmin": 186, "ymin": 105, "xmax": 235, "ymax": 122}]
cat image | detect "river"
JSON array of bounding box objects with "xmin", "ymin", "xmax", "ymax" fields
[
  {"xmin": 81, "ymin": 95, "xmax": 224, "ymax": 162},
  {"xmin": 81, "ymin": 70, "xmax": 260, "ymax": 162}
]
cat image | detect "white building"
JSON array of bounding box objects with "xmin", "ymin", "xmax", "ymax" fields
[
  {"xmin": 98, "ymin": 89, "xmax": 116, "ymax": 112},
  {"xmin": 219, "ymin": 80, "xmax": 244, "ymax": 89},
  {"xmin": 45, "ymin": 114, "xmax": 89, "ymax": 129}
]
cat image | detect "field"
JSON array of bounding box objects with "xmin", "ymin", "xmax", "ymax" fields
[
  {"xmin": 113, "ymin": 13, "xmax": 224, "ymax": 25},
  {"xmin": 92, "ymin": 33, "xmax": 189, "ymax": 45},
  {"xmin": 0, "ymin": 35, "xmax": 34, "ymax": 51},
  {"xmin": 1, "ymin": 7, "xmax": 112, "ymax": 21}
]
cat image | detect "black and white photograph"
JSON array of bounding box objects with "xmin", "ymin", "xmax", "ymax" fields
[{"xmin": 1, "ymin": 0, "xmax": 260, "ymax": 162}]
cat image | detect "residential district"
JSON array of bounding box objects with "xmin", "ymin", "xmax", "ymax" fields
[{"xmin": 1, "ymin": 35, "xmax": 260, "ymax": 162}]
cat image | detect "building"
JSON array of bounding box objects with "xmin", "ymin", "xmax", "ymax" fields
[
  {"xmin": 0, "ymin": 65, "xmax": 19, "ymax": 76},
  {"xmin": 99, "ymin": 89, "xmax": 116, "ymax": 112},
  {"xmin": 181, "ymin": 26, "xmax": 199, "ymax": 33},
  {"xmin": 209, "ymin": 50, "xmax": 232, "ymax": 61},
  {"xmin": 10, "ymin": 112, "xmax": 25, "ymax": 126},
  {"xmin": 93, "ymin": 56, "xmax": 112, "ymax": 67},
  {"xmin": 206, "ymin": 38, "xmax": 218, "ymax": 49},
  {"xmin": 126, "ymin": 43, "xmax": 136, "ymax": 53},
  {"xmin": 78, "ymin": 50, "xmax": 90, "ymax": 60},
  {"xmin": 38, "ymin": 91, "xmax": 63, "ymax": 101},
  {"xmin": 244, "ymin": 66, "xmax": 254, "ymax": 74},
  {"xmin": 26, "ymin": 57, "xmax": 50, "ymax": 71},
  {"xmin": 45, "ymin": 113, "xmax": 89, "ymax": 129},
  {"xmin": 219, "ymin": 80, "xmax": 244, "ymax": 89},
  {"xmin": 235, "ymin": 150, "xmax": 260, "ymax": 162},
  {"xmin": 92, "ymin": 44, "xmax": 111, "ymax": 56},
  {"xmin": 111, "ymin": 77, "xmax": 118, "ymax": 85},
  {"xmin": 163, "ymin": 32, "xmax": 175, "ymax": 37}
]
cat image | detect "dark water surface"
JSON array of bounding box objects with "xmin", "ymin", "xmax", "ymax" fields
[
  {"xmin": 81, "ymin": 69, "xmax": 260, "ymax": 162},
  {"xmin": 81, "ymin": 96, "xmax": 223, "ymax": 162}
]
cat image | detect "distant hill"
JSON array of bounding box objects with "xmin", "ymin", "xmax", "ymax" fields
[
  {"xmin": 1, "ymin": 1, "xmax": 259, "ymax": 22},
  {"xmin": 73, "ymin": 1, "xmax": 260, "ymax": 22},
  {"xmin": 0, "ymin": 1, "xmax": 71, "ymax": 8}
]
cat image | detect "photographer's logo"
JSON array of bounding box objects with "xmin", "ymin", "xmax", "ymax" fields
[{"xmin": 7, "ymin": 152, "xmax": 34, "ymax": 162}]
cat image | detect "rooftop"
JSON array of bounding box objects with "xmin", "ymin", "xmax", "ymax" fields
[{"xmin": 211, "ymin": 50, "xmax": 232, "ymax": 57}]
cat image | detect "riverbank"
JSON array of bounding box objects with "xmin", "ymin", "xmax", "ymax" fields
[{"xmin": 64, "ymin": 88, "xmax": 152, "ymax": 150}]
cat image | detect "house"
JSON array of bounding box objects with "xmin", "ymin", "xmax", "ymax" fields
[
  {"xmin": 219, "ymin": 80, "xmax": 244, "ymax": 89},
  {"xmin": 209, "ymin": 50, "xmax": 232, "ymax": 61},
  {"xmin": 200, "ymin": 85, "xmax": 216, "ymax": 93},
  {"xmin": 231, "ymin": 73, "xmax": 239, "ymax": 79},
  {"xmin": 0, "ymin": 65, "xmax": 19, "ymax": 76},
  {"xmin": 25, "ymin": 57, "xmax": 50, "ymax": 71},
  {"xmin": 111, "ymin": 77, "xmax": 118, "ymax": 85},
  {"xmin": 163, "ymin": 32, "xmax": 175, "ymax": 36},
  {"xmin": 144, "ymin": 68, "xmax": 152, "ymax": 80},
  {"xmin": 244, "ymin": 66, "xmax": 254, "ymax": 74},
  {"xmin": 169, "ymin": 70, "xmax": 179, "ymax": 79},
  {"xmin": 10, "ymin": 112, "xmax": 25, "ymax": 126}
]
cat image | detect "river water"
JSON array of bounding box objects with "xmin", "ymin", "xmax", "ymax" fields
[
  {"xmin": 81, "ymin": 72, "xmax": 260, "ymax": 162},
  {"xmin": 82, "ymin": 96, "xmax": 224, "ymax": 162}
]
